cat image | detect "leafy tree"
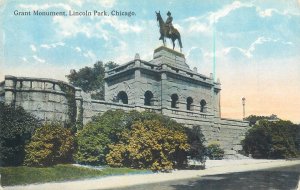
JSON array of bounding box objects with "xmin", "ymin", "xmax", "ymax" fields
[
  {"xmin": 206, "ymin": 142, "xmax": 225, "ymax": 160},
  {"xmin": 66, "ymin": 61, "xmax": 118, "ymax": 100},
  {"xmin": 105, "ymin": 61, "xmax": 119, "ymax": 70},
  {"xmin": 24, "ymin": 123, "xmax": 75, "ymax": 167},
  {"xmin": 106, "ymin": 120, "xmax": 190, "ymax": 171},
  {"xmin": 242, "ymin": 120, "xmax": 299, "ymax": 159},
  {"xmin": 0, "ymin": 102, "xmax": 40, "ymax": 166}
]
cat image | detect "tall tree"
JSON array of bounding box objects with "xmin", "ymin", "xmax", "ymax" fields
[
  {"xmin": 66, "ymin": 61, "xmax": 118, "ymax": 100},
  {"xmin": 242, "ymin": 120, "xmax": 299, "ymax": 159}
]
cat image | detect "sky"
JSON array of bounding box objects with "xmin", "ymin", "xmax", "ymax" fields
[{"xmin": 0, "ymin": 0, "xmax": 300, "ymax": 123}]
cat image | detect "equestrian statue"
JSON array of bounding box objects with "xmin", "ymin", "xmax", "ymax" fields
[{"xmin": 156, "ymin": 11, "xmax": 183, "ymax": 52}]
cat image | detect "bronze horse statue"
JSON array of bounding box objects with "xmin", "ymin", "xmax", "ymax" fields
[{"xmin": 156, "ymin": 11, "xmax": 183, "ymax": 52}]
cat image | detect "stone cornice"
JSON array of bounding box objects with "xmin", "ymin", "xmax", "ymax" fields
[{"xmin": 4, "ymin": 75, "xmax": 73, "ymax": 88}]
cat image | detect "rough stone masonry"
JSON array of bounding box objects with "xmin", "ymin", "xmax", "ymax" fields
[{"xmin": 0, "ymin": 46, "xmax": 249, "ymax": 158}]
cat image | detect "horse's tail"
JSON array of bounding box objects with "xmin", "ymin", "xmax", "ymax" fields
[{"xmin": 178, "ymin": 33, "xmax": 183, "ymax": 49}]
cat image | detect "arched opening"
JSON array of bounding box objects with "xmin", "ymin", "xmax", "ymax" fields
[
  {"xmin": 171, "ymin": 94, "xmax": 179, "ymax": 108},
  {"xmin": 144, "ymin": 91, "xmax": 154, "ymax": 106},
  {"xmin": 200, "ymin": 99, "xmax": 206, "ymax": 112},
  {"xmin": 117, "ymin": 91, "xmax": 128, "ymax": 104},
  {"xmin": 187, "ymin": 97, "xmax": 193, "ymax": 110}
]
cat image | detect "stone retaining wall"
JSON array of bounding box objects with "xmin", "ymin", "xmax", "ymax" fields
[{"xmin": 2, "ymin": 75, "xmax": 75, "ymax": 124}]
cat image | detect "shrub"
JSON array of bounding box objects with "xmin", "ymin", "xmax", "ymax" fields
[
  {"xmin": 206, "ymin": 142, "xmax": 224, "ymax": 160},
  {"xmin": 106, "ymin": 120, "xmax": 190, "ymax": 171},
  {"xmin": 0, "ymin": 102, "xmax": 40, "ymax": 166},
  {"xmin": 185, "ymin": 126, "xmax": 206, "ymax": 164},
  {"xmin": 75, "ymin": 110, "xmax": 189, "ymax": 166},
  {"xmin": 75, "ymin": 110, "xmax": 129, "ymax": 165},
  {"xmin": 242, "ymin": 120, "xmax": 299, "ymax": 159},
  {"xmin": 24, "ymin": 123, "xmax": 75, "ymax": 167}
]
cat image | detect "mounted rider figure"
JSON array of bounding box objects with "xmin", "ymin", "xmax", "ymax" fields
[
  {"xmin": 166, "ymin": 11, "xmax": 173, "ymax": 35},
  {"xmin": 155, "ymin": 11, "xmax": 183, "ymax": 51}
]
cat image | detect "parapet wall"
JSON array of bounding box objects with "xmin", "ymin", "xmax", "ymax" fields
[
  {"xmin": 2, "ymin": 75, "xmax": 75, "ymax": 124},
  {"xmin": 163, "ymin": 109, "xmax": 249, "ymax": 158},
  {"xmin": 216, "ymin": 118, "xmax": 249, "ymax": 157}
]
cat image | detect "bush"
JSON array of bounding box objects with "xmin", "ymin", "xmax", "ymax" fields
[
  {"xmin": 242, "ymin": 120, "xmax": 299, "ymax": 159},
  {"xmin": 106, "ymin": 120, "xmax": 190, "ymax": 171},
  {"xmin": 24, "ymin": 123, "xmax": 75, "ymax": 167},
  {"xmin": 206, "ymin": 142, "xmax": 224, "ymax": 160},
  {"xmin": 75, "ymin": 110, "xmax": 129, "ymax": 165},
  {"xmin": 75, "ymin": 110, "xmax": 189, "ymax": 166},
  {"xmin": 0, "ymin": 102, "xmax": 40, "ymax": 166},
  {"xmin": 185, "ymin": 126, "xmax": 206, "ymax": 164}
]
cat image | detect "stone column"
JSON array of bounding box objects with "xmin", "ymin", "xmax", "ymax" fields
[
  {"xmin": 75, "ymin": 87, "xmax": 83, "ymax": 128},
  {"xmin": 4, "ymin": 76, "xmax": 16, "ymax": 106},
  {"xmin": 160, "ymin": 72, "xmax": 167, "ymax": 113}
]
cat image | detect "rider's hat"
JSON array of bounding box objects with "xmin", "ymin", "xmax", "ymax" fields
[{"xmin": 167, "ymin": 11, "xmax": 171, "ymax": 16}]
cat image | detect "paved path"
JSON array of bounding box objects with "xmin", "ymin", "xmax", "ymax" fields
[
  {"xmin": 3, "ymin": 159, "xmax": 300, "ymax": 190},
  {"xmin": 108, "ymin": 164, "xmax": 300, "ymax": 190}
]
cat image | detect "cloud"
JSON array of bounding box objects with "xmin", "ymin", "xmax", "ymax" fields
[
  {"xmin": 222, "ymin": 36, "xmax": 294, "ymax": 58},
  {"xmin": 3, "ymin": 64, "xmax": 72, "ymax": 82},
  {"xmin": 98, "ymin": 0, "xmax": 116, "ymax": 8},
  {"xmin": 32, "ymin": 55, "xmax": 45, "ymax": 63},
  {"xmin": 184, "ymin": 1, "xmax": 300, "ymax": 36},
  {"xmin": 19, "ymin": 3, "xmax": 72, "ymax": 11},
  {"xmin": 21, "ymin": 57, "xmax": 27, "ymax": 62},
  {"xmin": 52, "ymin": 14, "xmax": 143, "ymax": 44},
  {"xmin": 68, "ymin": 0, "xmax": 83, "ymax": 7},
  {"xmin": 186, "ymin": 46, "xmax": 199, "ymax": 58},
  {"xmin": 40, "ymin": 42, "xmax": 65, "ymax": 49},
  {"xmin": 83, "ymin": 50, "xmax": 96, "ymax": 62},
  {"xmin": 257, "ymin": 8, "xmax": 276, "ymax": 17},
  {"xmin": 183, "ymin": 1, "xmax": 251, "ymax": 34},
  {"xmin": 52, "ymin": 16, "xmax": 83, "ymax": 38},
  {"xmin": 75, "ymin": 47, "xmax": 81, "ymax": 52},
  {"xmin": 52, "ymin": 16, "xmax": 112, "ymax": 40},
  {"xmin": 100, "ymin": 17, "xmax": 143, "ymax": 34},
  {"xmin": 30, "ymin": 44, "xmax": 37, "ymax": 52},
  {"xmin": 223, "ymin": 47, "xmax": 251, "ymax": 58},
  {"xmin": 257, "ymin": 7, "xmax": 300, "ymax": 17},
  {"xmin": 209, "ymin": 1, "xmax": 248, "ymax": 24},
  {"xmin": 39, "ymin": 41, "xmax": 97, "ymax": 64},
  {"xmin": 188, "ymin": 22, "xmax": 210, "ymax": 33}
]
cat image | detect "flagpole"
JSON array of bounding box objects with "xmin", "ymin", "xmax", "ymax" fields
[
  {"xmin": 212, "ymin": 16, "xmax": 216, "ymax": 117},
  {"xmin": 213, "ymin": 16, "xmax": 216, "ymax": 82}
]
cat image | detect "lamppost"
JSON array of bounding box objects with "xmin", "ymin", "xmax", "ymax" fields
[{"xmin": 242, "ymin": 97, "xmax": 246, "ymax": 120}]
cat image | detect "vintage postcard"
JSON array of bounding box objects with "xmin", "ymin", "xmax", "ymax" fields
[{"xmin": 0, "ymin": 0, "xmax": 300, "ymax": 189}]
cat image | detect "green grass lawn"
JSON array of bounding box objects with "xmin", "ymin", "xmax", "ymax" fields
[{"xmin": 0, "ymin": 164, "xmax": 150, "ymax": 186}]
